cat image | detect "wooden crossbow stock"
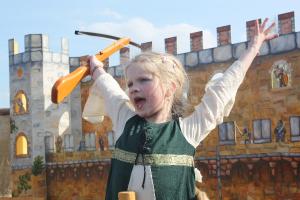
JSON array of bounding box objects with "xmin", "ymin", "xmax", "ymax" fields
[{"xmin": 51, "ymin": 31, "xmax": 141, "ymax": 104}]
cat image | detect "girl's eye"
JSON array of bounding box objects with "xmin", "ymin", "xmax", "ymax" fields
[
  {"xmin": 127, "ymin": 77, "xmax": 151, "ymax": 87},
  {"xmin": 140, "ymin": 77, "xmax": 151, "ymax": 82},
  {"xmin": 127, "ymin": 82, "xmax": 133, "ymax": 87}
]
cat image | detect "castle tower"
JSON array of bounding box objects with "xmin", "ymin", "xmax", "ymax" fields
[{"xmin": 8, "ymin": 34, "xmax": 82, "ymax": 197}]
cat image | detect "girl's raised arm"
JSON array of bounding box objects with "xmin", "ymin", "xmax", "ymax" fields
[
  {"xmin": 82, "ymin": 56, "xmax": 135, "ymax": 141},
  {"xmin": 179, "ymin": 19, "xmax": 278, "ymax": 147}
]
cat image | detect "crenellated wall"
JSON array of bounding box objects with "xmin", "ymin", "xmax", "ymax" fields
[{"xmin": 107, "ymin": 31, "xmax": 300, "ymax": 77}]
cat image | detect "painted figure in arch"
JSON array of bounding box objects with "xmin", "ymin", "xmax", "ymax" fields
[
  {"xmin": 78, "ymin": 139, "xmax": 86, "ymax": 151},
  {"xmin": 99, "ymin": 136, "xmax": 105, "ymax": 151},
  {"xmin": 83, "ymin": 19, "xmax": 277, "ymax": 200},
  {"xmin": 274, "ymin": 67, "xmax": 288, "ymax": 87},
  {"xmin": 272, "ymin": 60, "xmax": 291, "ymax": 88},
  {"xmin": 275, "ymin": 120, "xmax": 286, "ymax": 142},
  {"xmin": 55, "ymin": 136, "xmax": 63, "ymax": 153},
  {"xmin": 242, "ymin": 128, "xmax": 251, "ymax": 144}
]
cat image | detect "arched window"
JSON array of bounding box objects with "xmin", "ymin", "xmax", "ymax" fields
[
  {"xmin": 64, "ymin": 134, "xmax": 74, "ymax": 152},
  {"xmin": 271, "ymin": 60, "xmax": 292, "ymax": 89},
  {"xmin": 16, "ymin": 133, "xmax": 28, "ymax": 157},
  {"xmin": 84, "ymin": 132, "xmax": 95, "ymax": 151},
  {"xmin": 219, "ymin": 121, "xmax": 236, "ymax": 145},
  {"xmin": 45, "ymin": 135, "xmax": 55, "ymax": 153},
  {"xmin": 107, "ymin": 131, "xmax": 115, "ymax": 150},
  {"xmin": 13, "ymin": 90, "xmax": 28, "ymax": 115}
]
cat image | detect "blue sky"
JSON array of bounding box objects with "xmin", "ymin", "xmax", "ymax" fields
[{"xmin": 0, "ymin": 0, "xmax": 299, "ymax": 108}]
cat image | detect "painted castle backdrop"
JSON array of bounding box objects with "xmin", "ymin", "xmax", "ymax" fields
[{"xmin": 0, "ymin": 11, "xmax": 300, "ymax": 200}]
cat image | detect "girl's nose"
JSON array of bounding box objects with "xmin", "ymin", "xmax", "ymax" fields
[{"xmin": 129, "ymin": 85, "xmax": 140, "ymax": 94}]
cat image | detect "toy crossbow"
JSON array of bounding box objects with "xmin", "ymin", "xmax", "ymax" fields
[{"xmin": 51, "ymin": 31, "xmax": 141, "ymax": 104}]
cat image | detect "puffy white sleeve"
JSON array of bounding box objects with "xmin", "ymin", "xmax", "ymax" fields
[
  {"xmin": 82, "ymin": 73, "xmax": 135, "ymax": 141},
  {"xmin": 179, "ymin": 60, "xmax": 247, "ymax": 148}
]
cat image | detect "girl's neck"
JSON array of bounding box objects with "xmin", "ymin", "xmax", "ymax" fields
[
  {"xmin": 146, "ymin": 95, "xmax": 174, "ymax": 123},
  {"xmin": 144, "ymin": 105, "xmax": 172, "ymax": 124},
  {"xmin": 145, "ymin": 113, "xmax": 171, "ymax": 124}
]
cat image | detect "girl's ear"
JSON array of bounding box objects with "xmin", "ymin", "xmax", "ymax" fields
[{"xmin": 165, "ymin": 81, "xmax": 177, "ymax": 98}]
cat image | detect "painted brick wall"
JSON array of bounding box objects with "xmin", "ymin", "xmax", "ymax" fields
[{"xmin": 0, "ymin": 110, "xmax": 11, "ymax": 197}]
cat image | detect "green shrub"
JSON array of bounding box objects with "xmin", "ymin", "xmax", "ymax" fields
[
  {"xmin": 17, "ymin": 172, "xmax": 31, "ymax": 194},
  {"xmin": 32, "ymin": 156, "xmax": 44, "ymax": 176}
]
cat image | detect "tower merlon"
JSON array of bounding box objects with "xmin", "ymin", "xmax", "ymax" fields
[
  {"xmin": 61, "ymin": 37, "xmax": 69, "ymax": 54},
  {"xmin": 190, "ymin": 31, "xmax": 203, "ymax": 52},
  {"xmin": 217, "ymin": 25, "xmax": 231, "ymax": 46},
  {"xmin": 278, "ymin": 11, "xmax": 295, "ymax": 35},
  {"xmin": 165, "ymin": 36, "xmax": 177, "ymax": 55},
  {"xmin": 120, "ymin": 47, "xmax": 130, "ymax": 66},
  {"xmin": 25, "ymin": 34, "xmax": 49, "ymax": 52},
  {"xmin": 246, "ymin": 19, "xmax": 262, "ymax": 41},
  {"xmin": 8, "ymin": 39, "xmax": 19, "ymax": 55},
  {"xmin": 141, "ymin": 41, "xmax": 152, "ymax": 52}
]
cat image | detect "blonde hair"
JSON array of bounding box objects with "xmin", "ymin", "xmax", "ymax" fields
[{"xmin": 125, "ymin": 51, "xmax": 190, "ymax": 118}]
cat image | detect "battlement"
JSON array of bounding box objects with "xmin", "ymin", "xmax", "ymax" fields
[
  {"xmin": 8, "ymin": 34, "xmax": 69, "ymax": 66},
  {"xmin": 107, "ymin": 11, "xmax": 299, "ymax": 77},
  {"xmin": 108, "ymin": 31, "xmax": 300, "ymax": 76}
]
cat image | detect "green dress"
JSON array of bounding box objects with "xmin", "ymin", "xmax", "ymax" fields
[{"xmin": 106, "ymin": 115, "xmax": 196, "ymax": 200}]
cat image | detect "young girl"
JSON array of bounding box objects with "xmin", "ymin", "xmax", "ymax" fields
[{"xmin": 83, "ymin": 19, "xmax": 277, "ymax": 200}]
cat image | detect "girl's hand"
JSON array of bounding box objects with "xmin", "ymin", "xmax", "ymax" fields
[
  {"xmin": 250, "ymin": 18, "xmax": 278, "ymax": 53},
  {"xmin": 89, "ymin": 55, "xmax": 106, "ymax": 80}
]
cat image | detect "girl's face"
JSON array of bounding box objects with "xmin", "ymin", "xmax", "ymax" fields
[{"xmin": 126, "ymin": 65, "xmax": 171, "ymax": 122}]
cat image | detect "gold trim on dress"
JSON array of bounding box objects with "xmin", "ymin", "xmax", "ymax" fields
[{"xmin": 112, "ymin": 148, "xmax": 194, "ymax": 167}]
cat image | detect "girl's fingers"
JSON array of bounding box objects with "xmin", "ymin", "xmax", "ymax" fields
[
  {"xmin": 264, "ymin": 22, "xmax": 276, "ymax": 35},
  {"xmin": 265, "ymin": 34, "xmax": 278, "ymax": 41},
  {"xmin": 254, "ymin": 19, "xmax": 259, "ymax": 36},
  {"xmin": 260, "ymin": 18, "xmax": 269, "ymax": 32}
]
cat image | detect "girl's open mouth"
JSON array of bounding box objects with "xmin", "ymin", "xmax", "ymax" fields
[{"xmin": 134, "ymin": 97, "xmax": 146, "ymax": 109}]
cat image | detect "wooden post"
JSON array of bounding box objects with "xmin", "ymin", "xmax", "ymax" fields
[{"xmin": 118, "ymin": 191, "xmax": 136, "ymax": 200}]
